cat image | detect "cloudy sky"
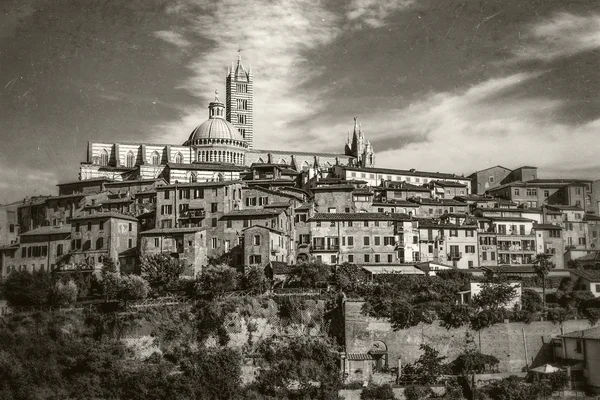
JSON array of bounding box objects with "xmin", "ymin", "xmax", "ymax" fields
[{"xmin": 1, "ymin": 0, "xmax": 599, "ymax": 203}]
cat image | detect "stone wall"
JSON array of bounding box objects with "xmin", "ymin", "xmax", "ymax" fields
[{"xmin": 344, "ymin": 300, "xmax": 594, "ymax": 373}]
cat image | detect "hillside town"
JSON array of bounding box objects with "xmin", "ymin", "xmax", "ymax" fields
[{"xmin": 2, "ymin": 54, "xmax": 600, "ymax": 399}]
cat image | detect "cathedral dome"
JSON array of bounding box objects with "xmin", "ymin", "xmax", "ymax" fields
[{"xmin": 188, "ymin": 117, "xmax": 243, "ymax": 142}]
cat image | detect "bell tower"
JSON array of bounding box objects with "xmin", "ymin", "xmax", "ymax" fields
[{"xmin": 226, "ymin": 49, "xmax": 254, "ymax": 148}]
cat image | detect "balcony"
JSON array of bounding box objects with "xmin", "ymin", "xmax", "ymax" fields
[
  {"xmin": 435, "ymin": 235, "xmax": 445, "ymax": 242},
  {"xmin": 312, "ymin": 245, "xmax": 339, "ymax": 252},
  {"xmin": 179, "ymin": 209, "xmax": 206, "ymax": 219},
  {"xmin": 448, "ymin": 252, "xmax": 462, "ymax": 260}
]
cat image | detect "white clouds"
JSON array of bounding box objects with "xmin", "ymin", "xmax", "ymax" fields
[
  {"xmin": 365, "ymin": 73, "xmax": 600, "ymax": 177},
  {"xmin": 153, "ymin": 30, "xmax": 191, "ymax": 48},
  {"xmin": 512, "ymin": 12, "xmax": 600, "ymax": 62},
  {"xmin": 154, "ymin": 0, "xmax": 341, "ymax": 148},
  {"xmin": 0, "ymin": 162, "xmax": 58, "ymax": 203},
  {"xmin": 346, "ymin": 0, "xmax": 414, "ymax": 28}
]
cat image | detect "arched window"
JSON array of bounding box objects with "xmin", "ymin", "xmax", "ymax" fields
[
  {"xmin": 190, "ymin": 173, "xmax": 197, "ymax": 183},
  {"xmin": 151, "ymin": 151, "xmax": 160, "ymax": 165},
  {"xmin": 99, "ymin": 150, "xmax": 109, "ymax": 166},
  {"xmin": 175, "ymin": 152, "xmax": 184, "ymax": 164},
  {"xmin": 126, "ymin": 151, "xmax": 135, "ymax": 168}
]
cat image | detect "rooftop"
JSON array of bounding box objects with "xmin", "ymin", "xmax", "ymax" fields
[
  {"xmin": 560, "ymin": 326, "xmax": 600, "ymax": 340},
  {"xmin": 249, "ymin": 148, "xmax": 349, "ymax": 158},
  {"xmin": 20, "ymin": 225, "xmax": 71, "ymax": 236},
  {"xmin": 141, "ymin": 227, "xmax": 206, "ymax": 235},
  {"xmin": 167, "ymin": 162, "xmax": 248, "ymax": 172},
  {"xmin": 70, "ymin": 212, "xmax": 138, "ymax": 222},
  {"xmin": 57, "ymin": 178, "xmax": 112, "ymax": 186},
  {"xmin": 409, "ymin": 198, "xmax": 467, "ymax": 206},
  {"xmin": 156, "ymin": 180, "xmax": 242, "ymax": 190},
  {"xmin": 309, "ymin": 212, "xmax": 411, "ymax": 222},
  {"xmin": 431, "ymin": 180, "xmax": 468, "ymax": 188},
  {"xmin": 343, "ymin": 166, "xmax": 470, "ymax": 180},
  {"xmin": 533, "ymin": 223, "xmax": 562, "ymax": 230},
  {"xmin": 569, "ymin": 269, "xmax": 600, "ymax": 281},
  {"xmin": 221, "ymin": 209, "xmax": 283, "ymax": 218}
]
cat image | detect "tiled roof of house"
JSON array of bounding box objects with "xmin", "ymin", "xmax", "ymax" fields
[
  {"xmin": 418, "ymin": 220, "xmax": 477, "ymax": 229},
  {"xmin": 69, "ymin": 212, "xmax": 138, "ymax": 222},
  {"xmin": 372, "ymin": 201, "xmax": 419, "ymax": 208},
  {"xmin": 101, "ymin": 197, "xmax": 133, "ymax": 204},
  {"xmin": 485, "ymin": 216, "xmax": 536, "ymax": 222},
  {"xmin": 156, "ymin": 180, "xmax": 242, "ymax": 189},
  {"xmin": 20, "ymin": 225, "xmax": 71, "ymax": 236},
  {"xmin": 378, "ymin": 183, "xmax": 430, "ymax": 192},
  {"xmin": 308, "ymin": 212, "xmax": 411, "ymax": 221},
  {"xmin": 569, "ymin": 269, "xmax": 600, "ymax": 282},
  {"xmin": 343, "ymin": 166, "xmax": 470, "ymax": 180},
  {"xmin": 263, "ymin": 202, "xmax": 292, "ymax": 209},
  {"xmin": 311, "ymin": 184, "xmax": 355, "ymax": 191},
  {"xmin": 295, "ymin": 203, "xmax": 312, "ymax": 211},
  {"xmin": 560, "ymin": 326, "xmax": 600, "ymax": 339},
  {"xmin": 533, "ymin": 223, "xmax": 562, "ymax": 230},
  {"xmin": 584, "ymin": 214, "xmax": 600, "ymax": 221},
  {"xmin": 409, "ymin": 198, "xmax": 467, "ymax": 206},
  {"xmin": 221, "ymin": 209, "xmax": 283, "ymax": 218},
  {"xmin": 57, "ymin": 178, "xmax": 112, "ymax": 186},
  {"xmin": 141, "ymin": 227, "xmax": 205, "ymax": 235},
  {"xmin": 432, "ymin": 180, "xmax": 468, "ymax": 188},
  {"xmin": 546, "ymin": 205, "xmax": 585, "ymax": 212}
]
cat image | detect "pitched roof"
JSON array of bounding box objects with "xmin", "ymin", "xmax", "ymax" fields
[
  {"xmin": 409, "ymin": 198, "xmax": 467, "ymax": 206},
  {"xmin": 546, "ymin": 205, "xmax": 585, "ymax": 212},
  {"xmin": 560, "ymin": 326, "xmax": 600, "ymax": 340},
  {"xmin": 311, "ymin": 184, "xmax": 355, "ymax": 191},
  {"xmin": 69, "ymin": 212, "xmax": 138, "ymax": 222},
  {"xmin": 295, "ymin": 203, "xmax": 312, "ymax": 211},
  {"xmin": 418, "ymin": 220, "xmax": 477, "ymax": 229},
  {"xmin": 533, "ymin": 223, "xmax": 562, "ymax": 230},
  {"xmin": 432, "ymin": 180, "xmax": 468, "ymax": 188},
  {"xmin": 343, "ymin": 166, "xmax": 470, "ymax": 180},
  {"xmin": 485, "ymin": 216, "xmax": 536, "ymax": 222},
  {"xmin": 57, "ymin": 178, "xmax": 112, "ymax": 186},
  {"xmin": 372, "ymin": 201, "xmax": 419, "ymax": 208},
  {"xmin": 156, "ymin": 180, "xmax": 242, "ymax": 189},
  {"xmin": 221, "ymin": 209, "xmax": 283, "ymax": 218},
  {"xmin": 309, "ymin": 212, "xmax": 411, "ymax": 221},
  {"xmin": 20, "ymin": 225, "xmax": 71, "ymax": 236},
  {"xmin": 569, "ymin": 269, "xmax": 600, "ymax": 281},
  {"xmin": 141, "ymin": 227, "xmax": 205, "ymax": 235}
]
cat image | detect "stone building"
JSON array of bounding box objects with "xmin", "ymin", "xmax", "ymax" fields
[
  {"xmin": 417, "ymin": 220, "xmax": 478, "ymax": 269},
  {"xmin": 409, "ymin": 198, "xmax": 469, "ymax": 217},
  {"xmin": 0, "ymin": 201, "xmax": 20, "ymax": 246},
  {"xmin": 140, "ymin": 227, "xmax": 207, "ymax": 278},
  {"xmin": 68, "ymin": 212, "xmax": 139, "ymax": 273},
  {"xmin": 533, "ymin": 223, "xmax": 565, "ymax": 269},
  {"xmin": 242, "ymin": 225, "xmax": 291, "ymax": 270}
]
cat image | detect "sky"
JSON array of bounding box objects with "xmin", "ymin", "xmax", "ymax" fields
[{"xmin": 1, "ymin": 0, "xmax": 599, "ymax": 203}]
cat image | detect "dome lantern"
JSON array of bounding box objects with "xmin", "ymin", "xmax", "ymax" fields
[{"xmin": 208, "ymin": 89, "xmax": 225, "ymax": 119}]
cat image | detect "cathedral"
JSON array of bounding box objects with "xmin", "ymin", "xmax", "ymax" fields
[{"xmin": 80, "ymin": 53, "xmax": 375, "ymax": 183}]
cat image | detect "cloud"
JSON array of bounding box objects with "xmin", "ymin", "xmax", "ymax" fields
[
  {"xmin": 153, "ymin": 0, "xmax": 342, "ymax": 148},
  {"xmin": 512, "ymin": 12, "xmax": 600, "ymax": 62},
  {"xmin": 346, "ymin": 0, "xmax": 415, "ymax": 28},
  {"xmin": 341, "ymin": 72, "xmax": 600, "ymax": 178},
  {"xmin": 0, "ymin": 162, "xmax": 58, "ymax": 204},
  {"xmin": 153, "ymin": 30, "xmax": 191, "ymax": 48}
]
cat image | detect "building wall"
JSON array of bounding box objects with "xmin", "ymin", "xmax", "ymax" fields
[
  {"xmin": 469, "ymin": 166, "xmax": 512, "ymax": 195},
  {"xmin": 141, "ymin": 231, "xmax": 207, "ymax": 277},
  {"xmin": 313, "ymin": 190, "xmax": 355, "ymax": 213},
  {"xmin": 0, "ymin": 204, "xmax": 19, "ymax": 246},
  {"xmin": 419, "ymin": 226, "xmax": 478, "ymax": 268},
  {"xmin": 3, "ymin": 233, "xmax": 71, "ymax": 277},
  {"xmin": 344, "ymin": 300, "xmax": 593, "ymax": 374},
  {"xmin": 534, "ymin": 230, "xmax": 565, "ymax": 269},
  {"xmin": 335, "ymin": 166, "xmax": 470, "ymax": 189}
]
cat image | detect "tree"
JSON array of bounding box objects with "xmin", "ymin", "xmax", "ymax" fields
[
  {"xmin": 52, "ymin": 280, "xmax": 78, "ymax": 305},
  {"xmin": 242, "ymin": 264, "xmax": 268, "ymax": 292},
  {"xmin": 335, "ymin": 262, "xmax": 369, "ymax": 295},
  {"xmin": 1, "ymin": 270, "xmax": 53, "ymax": 306},
  {"xmin": 140, "ymin": 253, "xmax": 186, "ymax": 295},
  {"xmin": 197, "ymin": 264, "xmax": 240, "ymax": 295},
  {"xmin": 119, "ymin": 275, "xmax": 150, "ymax": 301},
  {"xmin": 521, "ymin": 289, "xmax": 543, "ymax": 314},
  {"xmin": 403, "ymin": 344, "xmax": 448, "ymax": 385},
  {"xmin": 533, "ymin": 253, "xmax": 554, "ymax": 311},
  {"xmin": 404, "ymin": 385, "xmax": 433, "ymax": 400},
  {"xmin": 286, "ymin": 261, "xmax": 331, "ymax": 288}
]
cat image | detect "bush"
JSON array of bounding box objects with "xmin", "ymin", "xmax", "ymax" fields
[
  {"xmin": 52, "ymin": 280, "xmax": 78, "ymax": 305},
  {"xmin": 119, "ymin": 275, "xmax": 150, "ymax": 301},
  {"xmin": 521, "ymin": 289, "xmax": 543, "ymax": 313},
  {"xmin": 404, "ymin": 385, "xmax": 433, "ymax": 400},
  {"xmin": 1, "ymin": 270, "xmax": 53, "ymax": 306},
  {"xmin": 197, "ymin": 264, "xmax": 240, "ymax": 295},
  {"xmin": 140, "ymin": 253, "xmax": 186, "ymax": 294},
  {"xmin": 361, "ymin": 383, "xmax": 396, "ymax": 400}
]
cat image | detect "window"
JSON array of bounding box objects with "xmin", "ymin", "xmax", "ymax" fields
[
  {"xmin": 238, "ymin": 114, "xmax": 247, "ymax": 124},
  {"xmin": 128, "ymin": 239, "xmax": 133, "ymax": 248},
  {"xmin": 236, "ymin": 83, "xmax": 247, "ymax": 93},
  {"xmin": 348, "ymin": 255, "xmax": 354, "ymax": 263},
  {"xmin": 21, "ymin": 247, "xmax": 26, "ymax": 258},
  {"xmin": 249, "ymin": 255, "xmax": 262, "ymax": 264},
  {"xmin": 348, "ymin": 236, "xmax": 354, "ymax": 246},
  {"xmin": 151, "ymin": 151, "xmax": 160, "ymax": 165},
  {"xmin": 345, "ymin": 207, "xmax": 350, "ymax": 213},
  {"xmin": 75, "ymin": 223, "xmax": 80, "ymax": 232},
  {"xmin": 576, "ymin": 187, "xmax": 582, "ymax": 195},
  {"xmin": 179, "ymin": 189, "xmax": 190, "ymax": 199},
  {"xmin": 348, "ymin": 221, "xmax": 353, "ymax": 227},
  {"xmin": 330, "ymin": 255, "xmax": 337, "ymax": 264},
  {"xmin": 544, "ymin": 190, "xmax": 549, "ymax": 198},
  {"xmin": 161, "ymin": 205, "xmax": 173, "ymax": 215},
  {"xmin": 56, "ymin": 244, "xmax": 63, "ymax": 257},
  {"xmin": 253, "ymin": 235, "xmax": 261, "ymax": 245},
  {"xmin": 364, "ymin": 221, "xmax": 369, "ymax": 227},
  {"xmin": 175, "ymin": 152, "xmax": 184, "ymax": 163},
  {"xmin": 126, "ymin": 151, "xmax": 135, "ymax": 168},
  {"xmin": 364, "ymin": 237, "xmax": 370, "ymax": 246},
  {"xmin": 211, "ymin": 203, "xmax": 218, "ymax": 212},
  {"xmin": 316, "ymin": 255, "xmax": 322, "ymax": 262},
  {"xmin": 482, "ymin": 251, "xmax": 487, "ymax": 261},
  {"xmin": 579, "ymin": 237, "xmax": 587, "ymax": 245},
  {"xmin": 330, "ymin": 221, "xmax": 336, "ymax": 227},
  {"xmin": 9, "ymin": 224, "xmax": 14, "ymax": 233},
  {"xmin": 211, "ymin": 238, "xmax": 218, "ymax": 249},
  {"xmin": 514, "ymin": 189, "xmax": 520, "ymax": 196},
  {"xmin": 465, "ymin": 245, "xmax": 475, "ymax": 253},
  {"xmin": 465, "ymin": 230, "xmax": 474, "ymax": 237},
  {"xmin": 491, "ymin": 252, "xmax": 496, "ymax": 261},
  {"xmin": 99, "ymin": 221, "xmax": 104, "ymax": 230},
  {"xmin": 468, "ymin": 261, "xmax": 474, "ymax": 268},
  {"xmin": 520, "ymin": 225, "xmax": 525, "ymax": 235},
  {"xmin": 575, "ymin": 339, "xmax": 583, "ymax": 353},
  {"xmin": 374, "ymin": 237, "xmax": 380, "ymax": 246},
  {"xmin": 243, "ymin": 219, "xmax": 249, "ymax": 228},
  {"xmin": 211, "ymin": 218, "xmax": 217, "ymax": 228},
  {"xmin": 387, "ymin": 254, "xmax": 393, "ymax": 263},
  {"xmin": 428, "ymin": 244, "xmax": 434, "ymax": 253},
  {"xmin": 154, "ymin": 238, "xmax": 159, "ymax": 247},
  {"xmin": 364, "ymin": 254, "xmax": 370, "ymax": 263},
  {"xmin": 100, "ymin": 149, "xmax": 109, "ymax": 166},
  {"xmin": 489, "ymin": 176, "xmax": 494, "ymax": 183},
  {"xmin": 226, "ymin": 220, "xmax": 232, "ymax": 229},
  {"xmin": 194, "ymin": 189, "xmax": 204, "ymax": 199},
  {"xmin": 374, "ymin": 221, "xmax": 380, "ymax": 227},
  {"xmin": 128, "ymin": 223, "xmax": 133, "ymax": 232},
  {"xmin": 449, "ymin": 229, "xmax": 458, "ymax": 237},
  {"xmin": 375, "ymin": 254, "xmax": 381, "ymax": 263},
  {"xmin": 526, "ymin": 189, "xmax": 537, "ymax": 196}
]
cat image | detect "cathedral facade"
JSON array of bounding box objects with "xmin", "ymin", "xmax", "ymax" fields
[{"xmin": 80, "ymin": 54, "xmax": 375, "ymax": 184}]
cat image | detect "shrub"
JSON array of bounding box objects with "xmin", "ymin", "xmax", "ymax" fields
[
  {"xmin": 1, "ymin": 270, "xmax": 53, "ymax": 306},
  {"xmin": 404, "ymin": 385, "xmax": 433, "ymax": 400},
  {"xmin": 140, "ymin": 253, "xmax": 186, "ymax": 294},
  {"xmin": 361, "ymin": 383, "xmax": 396, "ymax": 400},
  {"xmin": 52, "ymin": 280, "xmax": 78, "ymax": 305},
  {"xmin": 197, "ymin": 264, "xmax": 240, "ymax": 295},
  {"xmin": 119, "ymin": 275, "xmax": 150, "ymax": 301}
]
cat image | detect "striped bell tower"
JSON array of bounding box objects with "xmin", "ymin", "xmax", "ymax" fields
[{"xmin": 226, "ymin": 49, "xmax": 254, "ymax": 149}]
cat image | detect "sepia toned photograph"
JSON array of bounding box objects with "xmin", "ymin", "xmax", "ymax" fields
[{"xmin": 1, "ymin": 0, "xmax": 599, "ymax": 398}]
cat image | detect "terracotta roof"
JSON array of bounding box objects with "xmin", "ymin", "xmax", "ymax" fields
[
  {"xmin": 560, "ymin": 326, "xmax": 600, "ymax": 339},
  {"xmin": 418, "ymin": 221, "xmax": 477, "ymax": 229},
  {"xmin": 569, "ymin": 269, "xmax": 600, "ymax": 281},
  {"xmin": 352, "ymin": 188, "xmax": 373, "ymax": 195},
  {"xmin": 309, "ymin": 212, "xmax": 411, "ymax": 221},
  {"xmin": 343, "ymin": 166, "xmax": 470, "ymax": 180},
  {"xmin": 432, "ymin": 180, "xmax": 468, "ymax": 188},
  {"xmin": 485, "ymin": 216, "xmax": 535, "ymax": 222},
  {"xmin": 263, "ymin": 202, "xmax": 292, "ymax": 209},
  {"xmin": 156, "ymin": 180, "xmax": 242, "ymax": 190},
  {"xmin": 372, "ymin": 201, "xmax": 419, "ymax": 208},
  {"xmin": 312, "ymin": 184, "xmax": 355, "ymax": 191},
  {"xmin": 584, "ymin": 214, "xmax": 600, "ymax": 221},
  {"xmin": 20, "ymin": 225, "xmax": 71, "ymax": 236},
  {"xmin": 295, "ymin": 203, "xmax": 312, "ymax": 211},
  {"xmin": 546, "ymin": 205, "xmax": 585, "ymax": 212},
  {"xmin": 101, "ymin": 197, "xmax": 133, "ymax": 204},
  {"xmin": 533, "ymin": 223, "xmax": 562, "ymax": 230},
  {"xmin": 345, "ymin": 353, "xmax": 373, "ymax": 361},
  {"xmin": 57, "ymin": 178, "xmax": 112, "ymax": 186},
  {"xmin": 409, "ymin": 198, "xmax": 467, "ymax": 206},
  {"xmin": 141, "ymin": 227, "xmax": 205, "ymax": 235},
  {"xmin": 221, "ymin": 209, "xmax": 283, "ymax": 218},
  {"xmin": 70, "ymin": 212, "xmax": 138, "ymax": 222}
]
